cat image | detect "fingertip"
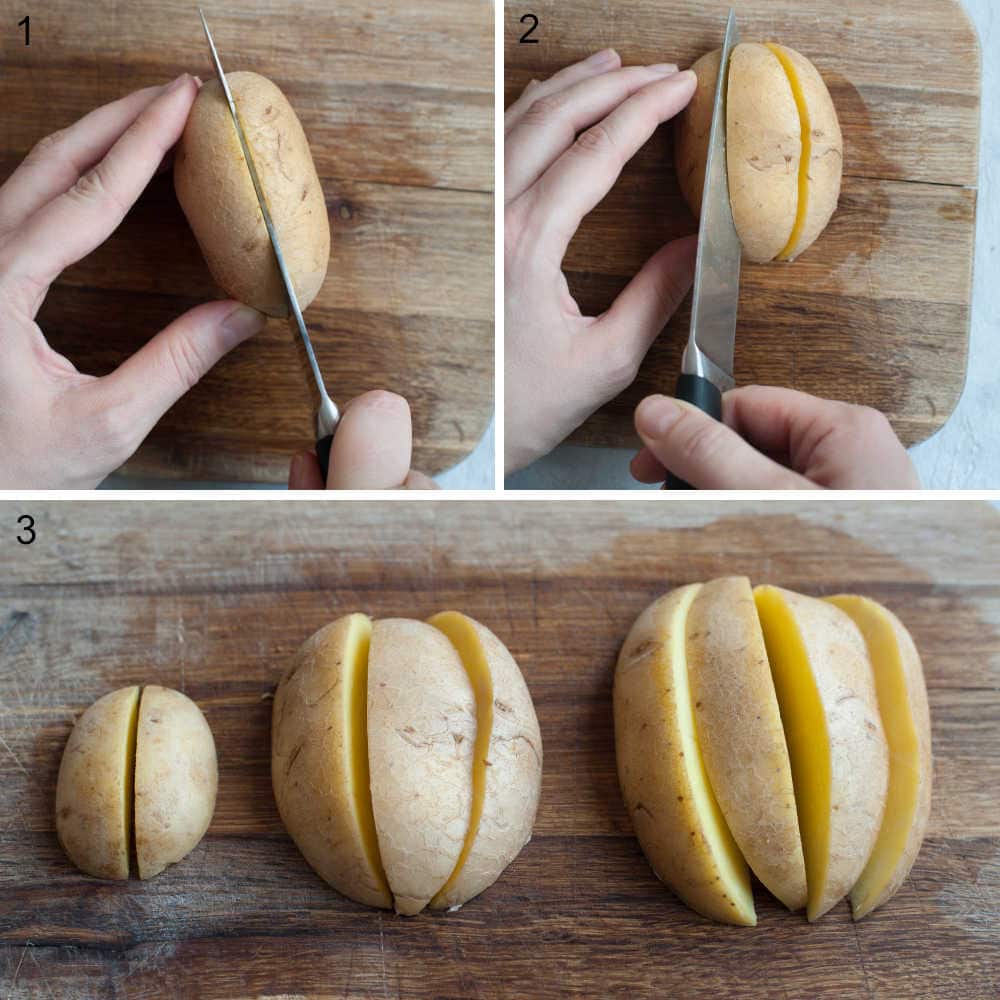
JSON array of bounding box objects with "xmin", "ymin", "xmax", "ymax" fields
[
  {"xmin": 635, "ymin": 394, "xmax": 682, "ymax": 440},
  {"xmin": 288, "ymin": 451, "xmax": 324, "ymax": 490},
  {"xmin": 327, "ymin": 389, "xmax": 413, "ymax": 490}
]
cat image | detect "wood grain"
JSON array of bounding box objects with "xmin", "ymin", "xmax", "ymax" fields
[
  {"xmin": 1, "ymin": 500, "xmax": 998, "ymax": 998},
  {"xmin": 504, "ymin": 0, "xmax": 980, "ymax": 450},
  {"xmin": 0, "ymin": 0, "xmax": 493, "ymax": 480}
]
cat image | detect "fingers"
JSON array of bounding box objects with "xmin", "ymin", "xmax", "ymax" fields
[
  {"xmin": 0, "ymin": 84, "xmax": 168, "ymax": 236},
  {"xmin": 634, "ymin": 394, "xmax": 815, "ymax": 490},
  {"xmin": 591, "ymin": 235, "xmax": 697, "ymax": 375},
  {"xmin": 288, "ymin": 451, "xmax": 326, "ymax": 489},
  {"xmin": 3, "ymin": 74, "xmax": 198, "ymax": 303},
  {"xmin": 325, "ymin": 390, "xmax": 414, "ymax": 489},
  {"xmin": 505, "ymin": 64, "xmax": 679, "ymax": 201},
  {"xmin": 505, "ymin": 49, "xmax": 621, "ymax": 134},
  {"xmin": 401, "ymin": 470, "xmax": 439, "ymax": 490},
  {"xmin": 531, "ymin": 71, "xmax": 696, "ymax": 257},
  {"xmin": 629, "ymin": 445, "xmax": 667, "ymax": 484},
  {"xmin": 99, "ymin": 299, "xmax": 266, "ymax": 444}
]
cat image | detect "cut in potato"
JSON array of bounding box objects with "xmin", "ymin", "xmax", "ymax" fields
[
  {"xmin": 826, "ymin": 596, "xmax": 932, "ymax": 919},
  {"xmin": 271, "ymin": 614, "xmax": 391, "ymax": 908},
  {"xmin": 615, "ymin": 584, "xmax": 756, "ymax": 926},
  {"xmin": 686, "ymin": 577, "xmax": 807, "ymax": 910},
  {"xmin": 754, "ymin": 586, "xmax": 888, "ymax": 920}
]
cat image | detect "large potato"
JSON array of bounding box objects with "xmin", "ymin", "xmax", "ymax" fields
[
  {"xmin": 614, "ymin": 584, "xmax": 756, "ymax": 926},
  {"xmin": 686, "ymin": 577, "xmax": 807, "ymax": 911},
  {"xmin": 174, "ymin": 71, "xmax": 330, "ymax": 316},
  {"xmin": 826, "ymin": 596, "xmax": 932, "ymax": 920},
  {"xmin": 271, "ymin": 612, "xmax": 542, "ymax": 916},
  {"xmin": 754, "ymin": 586, "xmax": 888, "ymax": 920},
  {"xmin": 134, "ymin": 686, "xmax": 218, "ymax": 879},
  {"xmin": 675, "ymin": 42, "xmax": 843, "ymax": 262},
  {"xmin": 55, "ymin": 685, "xmax": 216, "ymax": 880}
]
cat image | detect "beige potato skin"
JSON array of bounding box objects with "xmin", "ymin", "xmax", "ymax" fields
[
  {"xmin": 368, "ymin": 619, "xmax": 476, "ymax": 915},
  {"xmin": 134, "ymin": 685, "xmax": 217, "ymax": 879},
  {"xmin": 272, "ymin": 615, "xmax": 392, "ymax": 909},
  {"xmin": 686, "ymin": 577, "xmax": 807, "ymax": 910},
  {"xmin": 174, "ymin": 71, "xmax": 330, "ymax": 317},
  {"xmin": 756, "ymin": 587, "xmax": 889, "ymax": 920},
  {"xmin": 429, "ymin": 616, "xmax": 543, "ymax": 910},
  {"xmin": 614, "ymin": 585, "xmax": 755, "ymax": 926},
  {"xmin": 55, "ymin": 686, "xmax": 139, "ymax": 880},
  {"xmin": 827, "ymin": 596, "xmax": 932, "ymax": 918},
  {"xmin": 674, "ymin": 48, "xmax": 721, "ymax": 224}
]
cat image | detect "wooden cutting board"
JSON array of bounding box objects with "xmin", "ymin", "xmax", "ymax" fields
[
  {"xmin": 505, "ymin": 1, "xmax": 980, "ymax": 449},
  {"xmin": 2, "ymin": 500, "xmax": 997, "ymax": 998},
  {"xmin": 0, "ymin": 0, "xmax": 493, "ymax": 481}
]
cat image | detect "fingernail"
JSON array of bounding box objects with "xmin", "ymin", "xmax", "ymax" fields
[
  {"xmin": 165, "ymin": 73, "xmax": 190, "ymax": 93},
  {"xmin": 676, "ymin": 69, "xmax": 698, "ymax": 84},
  {"xmin": 636, "ymin": 395, "xmax": 683, "ymax": 438},
  {"xmin": 221, "ymin": 304, "xmax": 267, "ymax": 343},
  {"xmin": 588, "ymin": 48, "xmax": 618, "ymax": 68},
  {"xmin": 648, "ymin": 63, "xmax": 678, "ymax": 75},
  {"xmin": 193, "ymin": 75, "xmax": 203, "ymax": 87}
]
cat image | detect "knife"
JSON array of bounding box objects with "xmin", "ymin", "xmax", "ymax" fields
[
  {"xmin": 198, "ymin": 9, "xmax": 340, "ymax": 481},
  {"xmin": 666, "ymin": 8, "xmax": 741, "ymax": 490}
]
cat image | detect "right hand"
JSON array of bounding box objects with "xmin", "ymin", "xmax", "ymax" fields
[
  {"xmin": 288, "ymin": 390, "xmax": 437, "ymax": 490},
  {"xmin": 631, "ymin": 386, "xmax": 921, "ymax": 489}
]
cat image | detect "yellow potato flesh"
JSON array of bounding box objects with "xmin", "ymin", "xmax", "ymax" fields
[
  {"xmin": 344, "ymin": 614, "xmax": 390, "ymax": 900},
  {"xmin": 766, "ymin": 44, "xmax": 811, "ymax": 261},
  {"xmin": 827, "ymin": 596, "xmax": 929, "ymax": 919},
  {"xmin": 427, "ymin": 611, "xmax": 494, "ymax": 908},
  {"xmin": 754, "ymin": 587, "xmax": 831, "ymax": 920}
]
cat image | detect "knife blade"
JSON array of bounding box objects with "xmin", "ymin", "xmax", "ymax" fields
[
  {"xmin": 198, "ymin": 9, "xmax": 340, "ymax": 480},
  {"xmin": 666, "ymin": 8, "xmax": 741, "ymax": 489}
]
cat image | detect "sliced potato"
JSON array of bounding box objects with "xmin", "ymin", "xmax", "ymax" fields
[
  {"xmin": 368, "ymin": 618, "xmax": 476, "ymax": 915},
  {"xmin": 427, "ymin": 612, "xmax": 543, "ymax": 910},
  {"xmin": 826, "ymin": 596, "xmax": 932, "ymax": 919},
  {"xmin": 754, "ymin": 586, "xmax": 888, "ymax": 920},
  {"xmin": 614, "ymin": 584, "xmax": 756, "ymax": 926},
  {"xmin": 55, "ymin": 686, "xmax": 140, "ymax": 880},
  {"xmin": 686, "ymin": 577, "xmax": 807, "ymax": 910},
  {"xmin": 134, "ymin": 685, "xmax": 218, "ymax": 879},
  {"xmin": 272, "ymin": 614, "xmax": 391, "ymax": 908}
]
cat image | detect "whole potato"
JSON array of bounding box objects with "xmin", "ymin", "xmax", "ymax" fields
[
  {"xmin": 55, "ymin": 685, "xmax": 217, "ymax": 880},
  {"xmin": 174, "ymin": 71, "xmax": 330, "ymax": 316},
  {"xmin": 271, "ymin": 611, "xmax": 542, "ymax": 915},
  {"xmin": 675, "ymin": 42, "xmax": 843, "ymax": 262}
]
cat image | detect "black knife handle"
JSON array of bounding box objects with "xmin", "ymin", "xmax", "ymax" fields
[
  {"xmin": 663, "ymin": 373, "xmax": 723, "ymax": 491},
  {"xmin": 316, "ymin": 434, "xmax": 334, "ymax": 485}
]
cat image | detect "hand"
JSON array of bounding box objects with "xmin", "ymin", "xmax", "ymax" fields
[
  {"xmin": 287, "ymin": 390, "xmax": 438, "ymax": 489},
  {"xmin": 504, "ymin": 49, "xmax": 698, "ymax": 473},
  {"xmin": 0, "ymin": 75, "xmax": 267, "ymax": 489},
  {"xmin": 631, "ymin": 386, "xmax": 921, "ymax": 489}
]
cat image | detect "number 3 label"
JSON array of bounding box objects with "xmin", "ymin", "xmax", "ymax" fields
[{"xmin": 17, "ymin": 515, "xmax": 36, "ymax": 545}]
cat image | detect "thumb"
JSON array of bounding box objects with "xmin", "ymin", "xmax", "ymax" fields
[
  {"xmin": 101, "ymin": 300, "xmax": 266, "ymax": 438},
  {"xmin": 634, "ymin": 394, "xmax": 814, "ymax": 490},
  {"xmin": 326, "ymin": 390, "xmax": 414, "ymax": 489}
]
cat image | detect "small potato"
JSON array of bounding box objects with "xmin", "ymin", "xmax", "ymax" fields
[
  {"xmin": 174, "ymin": 71, "xmax": 330, "ymax": 316},
  {"xmin": 55, "ymin": 686, "xmax": 217, "ymax": 880},
  {"xmin": 675, "ymin": 42, "xmax": 843, "ymax": 262}
]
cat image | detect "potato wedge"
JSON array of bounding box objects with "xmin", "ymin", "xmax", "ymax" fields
[
  {"xmin": 615, "ymin": 584, "xmax": 755, "ymax": 926},
  {"xmin": 272, "ymin": 614, "xmax": 391, "ymax": 908},
  {"xmin": 427, "ymin": 612, "xmax": 543, "ymax": 910},
  {"xmin": 686, "ymin": 577, "xmax": 807, "ymax": 910},
  {"xmin": 368, "ymin": 619, "xmax": 476, "ymax": 914},
  {"xmin": 754, "ymin": 586, "xmax": 888, "ymax": 920},
  {"xmin": 55, "ymin": 686, "xmax": 140, "ymax": 880},
  {"xmin": 826, "ymin": 596, "xmax": 932, "ymax": 919},
  {"xmin": 134, "ymin": 685, "xmax": 218, "ymax": 879}
]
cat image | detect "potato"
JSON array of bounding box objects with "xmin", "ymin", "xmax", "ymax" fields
[
  {"xmin": 675, "ymin": 42, "xmax": 843, "ymax": 262},
  {"xmin": 686, "ymin": 577, "xmax": 807, "ymax": 911},
  {"xmin": 55, "ymin": 686, "xmax": 139, "ymax": 880},
  {"xmin": 826, "ymin": 596, "xmax": 932, "ymax": 919},
  {"xmin": 271, "ymin": 612, "xmax": 541, "ymax": 915},
  {"xmin": 174, "ymin": 71, "xmax": 330, "ymax": 316},
  {"xmin": 133, "ymin": 686, "xmax": 218, "ymax": 879},
  {"xmin": 754, "ymin": 586, "xmax": 888, "ymax": 920},
  {"xmin": 55, "ymin": 685, "xmax": 216, "ymax": 880},
  {"xmin": 614, "ymin": 584, "xmax": 756, "ymax": 926}
]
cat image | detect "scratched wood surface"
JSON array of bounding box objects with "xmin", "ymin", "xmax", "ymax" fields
[
  {"xmin": 0, "ymin": 0, "xmax": 493, "ymax": 481},
  {"xmin": 505, "ymin": 1, "xmax": 980, "ymax": 449},
  {"xmin": 1, "ymin": 500, "xmax": 998, "ymax": 998}
]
